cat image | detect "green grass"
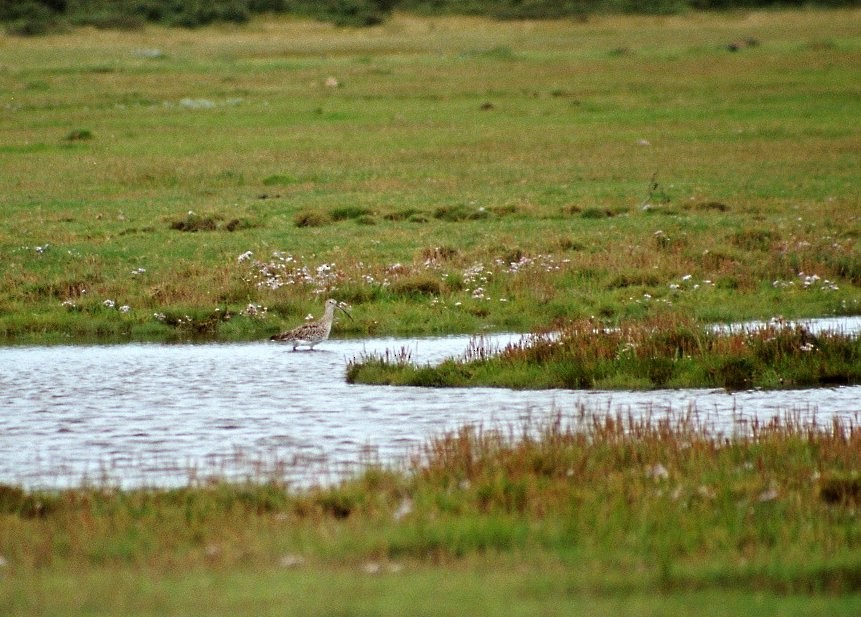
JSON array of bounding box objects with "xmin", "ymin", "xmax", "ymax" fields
[
  {"xmin": 2, "ymin": 410, "xmax": 860, "ymax": 614},
  {"xmin": 7, "ymin": 567, "xmax": 861, "ymax": 616},
  {"xmin": 0, "ymin": 9, "xmax": 859, "ymax": 343},
  {"xmin": 1, "ymin": 12, "xmax": 860, "ymax": 610}
]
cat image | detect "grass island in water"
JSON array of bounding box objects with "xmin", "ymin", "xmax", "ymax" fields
[{"xmin": 347, "ymin": 316, "xmax": 861, "ymax": 391}]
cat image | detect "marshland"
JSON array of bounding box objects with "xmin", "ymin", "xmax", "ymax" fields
[{"xmin": 1, "ymin": 2, "xmax": 860, "ymax": 614}]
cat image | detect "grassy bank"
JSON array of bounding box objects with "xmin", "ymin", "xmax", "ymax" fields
[
  {"xmin": 2, "ymin": 410, "xmax": 860, "ymax": 614},
  {"xmin": 347, "ymin": 316, "xmax": 861, "ymax": 390},
  {"xmin": 1, "ymin": 10, "xmax": 859, "ymax": 343}
]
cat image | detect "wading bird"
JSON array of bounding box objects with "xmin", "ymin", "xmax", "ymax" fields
[{"xmin": 270, "ymin": 298, "xmax": 352, "ymax": 351}]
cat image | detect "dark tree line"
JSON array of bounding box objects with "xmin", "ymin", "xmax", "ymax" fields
[{"xmin": 1, "ymin": 0, "xmax": 856, "ymax": 34}]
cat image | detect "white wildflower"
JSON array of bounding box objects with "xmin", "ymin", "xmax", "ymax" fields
[
  {"xmin": 179, "ymin": 98, "xmax": 215, "ymax": 109},
  {"xmin": 393, "ymin": 498, "xmax": 413, "ymax": 522},
  {"xmin": 242, "ymin": 303, "xmax": 267, "ymax": 318},
  {"xmin": 758, "ymin": 486, "xmax": 779, "ymax": 502},
  {"xmin": 698, "ymin": 485, "xmax": 716, "ymax": 500},
  {"xmin": 646, "ymin": 463, "xmax": 669, "ymax": 480}
]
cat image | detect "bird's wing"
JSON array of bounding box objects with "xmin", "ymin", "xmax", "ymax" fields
[{"xmin": 271, "ymin": 326, "xmax": 300, "ymax": 341}]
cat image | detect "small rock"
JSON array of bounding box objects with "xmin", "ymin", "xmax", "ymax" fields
[
  {"xmin": 132, "ymin": 48, "xmax": 164, "ymax": 59},
  {"xmin": 362, "ymin": 561, "xmax": 382, "ymax": 575},
  {"xmin": 204, "ymin": 544, "xmax": 221, "ymax": 558},
  {"xmin": 279, "ymin": 554, "xmax": 305, "ymax": 569}
]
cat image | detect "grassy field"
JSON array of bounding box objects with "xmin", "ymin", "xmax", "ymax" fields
[
  {"xmin": 1, "ymin": 9, "xmax": 859, "ymax": 343},
  {"xmin": 2, "ymin": 9, "xmax": 861, "ymax": 614},
  {"xmin": 2, "ymin": 410, "xmax": 861, "ymax": 615}
]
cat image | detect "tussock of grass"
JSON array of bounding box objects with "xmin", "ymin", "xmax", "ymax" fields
[
  {"xmin": 293, "ymin": 210, "xmax": 331, "ymax": 228},
  {"xmin": 169, "ymin": 212, "xmax": 218, "ymax": 232},
  {"xmin": 389, "ymin": 273, "xmax": 445, "ymax": 297},
  {"xmin": 63, "ymin": 129, "xmax": 93, "ymax": 142},
  {"xmin": 330, "ymin": 205, "xmax": 373, "ymax": 221},
  {"xmin": 154, "ymin": 307, "xmax": 234, "ymax": 338},
  {"xmin": 347, "ymin": 316, "xmax": 861, "ymax": 390},
  {"xmin": 433, "ymin": 204, "xmax": 491, "ymax": 222}
]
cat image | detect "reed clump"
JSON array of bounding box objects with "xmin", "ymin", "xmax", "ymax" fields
[
  {"xmin": 347, "ymin": 316, "xmax": 861, "ymax": 391},
  {"xmin": 392, "ymin": 410, "xmax": 861, "ymax": 592}
]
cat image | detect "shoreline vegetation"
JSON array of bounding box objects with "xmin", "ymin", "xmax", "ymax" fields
[
  {"xmin": 2, "ymin": 410, "xmax": 860, "ymax": 613},
  {"xmin": 347, "ymin": 316, "xmax": 861, "ymax": 390}
]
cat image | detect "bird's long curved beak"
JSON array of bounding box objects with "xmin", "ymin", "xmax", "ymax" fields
[{"xmin": 337, "ymin": 303, "xmax": 353, "ymax": 321}]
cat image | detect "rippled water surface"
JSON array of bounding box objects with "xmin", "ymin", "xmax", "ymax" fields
[{"xmin": 2, "ymin": 318, "xmax": 860, "ymax": 488}]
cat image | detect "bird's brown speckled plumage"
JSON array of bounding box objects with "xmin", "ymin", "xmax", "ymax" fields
[{"xmin": 270, "ymin": 299, "xmax": 350, "ymax": 350}]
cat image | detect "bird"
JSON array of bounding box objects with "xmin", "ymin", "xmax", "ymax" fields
[{"xmin": 270, "ymin": 298, "xmax": 352, "ymax": 351}]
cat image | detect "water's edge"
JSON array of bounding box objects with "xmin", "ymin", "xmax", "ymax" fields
[{"xmin": 2, "ymin": 319, "xmax": 860, "ymax": 489}]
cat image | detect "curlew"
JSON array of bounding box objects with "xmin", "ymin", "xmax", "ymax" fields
[{"xmin": 270, "ymin": 298, "xmax": 351, "ymax": 351}]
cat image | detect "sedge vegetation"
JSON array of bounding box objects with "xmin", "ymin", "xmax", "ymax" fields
[
  {"xmin": 347, "ymin": 315, "xmax": 861, "ymax": 390},
  {"xmin": 0, "ymin": 9, "xmax": 859, "ymax": 343},
  {"xmin": 1, "ymin": 410, "xmax": 860, "ymax": 614}
]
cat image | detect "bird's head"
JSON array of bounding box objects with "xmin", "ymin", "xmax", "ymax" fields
[{"xmin": 326, "ymin": 298, "xmax": 353, "ymax": 321}]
